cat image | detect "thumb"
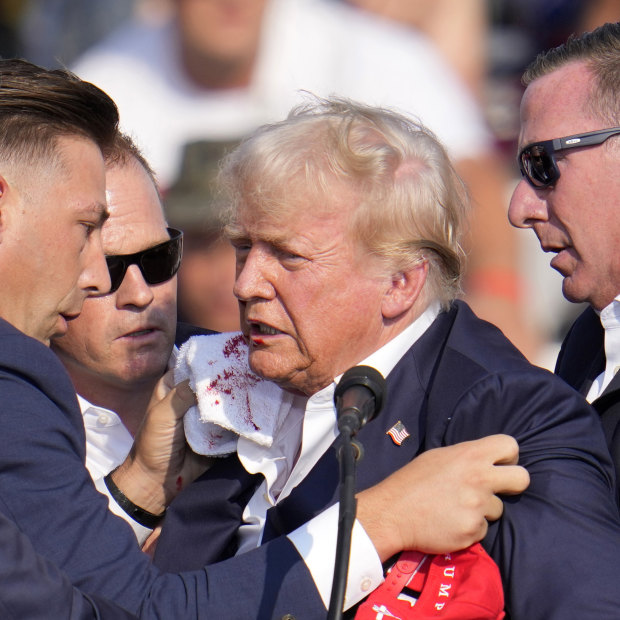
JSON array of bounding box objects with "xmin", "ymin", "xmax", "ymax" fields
[{"xmin": 169, "ymin": 379, "xmax": 197, "ymax": 410}]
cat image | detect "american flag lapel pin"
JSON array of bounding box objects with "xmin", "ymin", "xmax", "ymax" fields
[{"xmin": 386, "ymin": 420, "xmax": 410, "ymax": 446}]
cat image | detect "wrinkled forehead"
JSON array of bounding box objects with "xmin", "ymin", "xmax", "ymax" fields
[
  {"xmin": 519, "ymin": 63, "xmax": 598, "ymax": 147},
  {"xmin": 229, "ymin": 169, "xmax": 357, "ymax": 231},
  {"xmin": 102, "ymin": 160, "xmax": 168, "ymax": 253}
]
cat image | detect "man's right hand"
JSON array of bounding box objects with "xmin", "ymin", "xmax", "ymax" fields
[
  {"xmin": 110, "ymin": 372, "xmax": 209, "ymax": 517},
  {"xmin": 356, "ymin": 434, "xmax": 530, "ymax": 561}
]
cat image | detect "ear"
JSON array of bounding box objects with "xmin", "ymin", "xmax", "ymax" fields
[{"xmin": 381, "ymin": 261, "xmax": 428, "ymax": 320}]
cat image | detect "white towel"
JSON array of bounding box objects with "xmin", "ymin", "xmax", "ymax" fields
[{"xmin": 175, "ymin": 332, "xmax": 285, "ymax": 456}]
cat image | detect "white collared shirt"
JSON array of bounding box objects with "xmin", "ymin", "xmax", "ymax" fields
[
  {"xmin": 586, "ymin": 296, "xmax": 620, "ymax": 403},
  {"xmin": 77, "ymin": 346, "xmax": 179, "ymax": 544},
  {"xmin": 78, "ymin": 394, "xmax": 152, "ymax": 544},
  {"xmin": 236, "ymin": 302, "xmax": 441, "ymax": 610}
]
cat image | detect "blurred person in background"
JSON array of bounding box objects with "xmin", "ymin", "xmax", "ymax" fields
[
  {"xmin": 343, "ymin": 0, "xmax": 488, "ymax": 101},
  {"xmin": 70, "ymin": 0, "xmax": 539, "ymax": 358},
  {"xmin": 163, "ymin": 139, "xmax": 241, "ymax": 332}
]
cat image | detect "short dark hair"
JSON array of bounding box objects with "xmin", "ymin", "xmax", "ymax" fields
[
  {"xmin": 0, "ymin": 58, "xmax": 119, "ymax": 168},
  {"xmin": 522, "ymin": 21, "xmax": 620, "ymax": 124},
  {"xmin": 105, "ymin": 131, "xmax": 158, "ymax": 186}
]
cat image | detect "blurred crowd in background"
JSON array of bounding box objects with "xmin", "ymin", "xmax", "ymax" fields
[{"xmin": 1, "ymin": 0, "xmax": 618, "ymax": 369}]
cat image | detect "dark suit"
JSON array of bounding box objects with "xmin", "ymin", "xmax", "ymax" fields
[
  {"xmin": 155, "ymin": 301, "xmax": 620, "ymax": 619},
  {"xmin": 0, "ymin": 510, "xmax": 135, "ymax": 619},
  {"xmin": 175, "ymin": 321, "xmax": 217, "ymax": 347},
  {"xmin": 555, "ymin": 305, "xmax": 620, "ymax": 504},
  {"xmin": 0, "ymin": 316, "xmax": 326, "ymax": 618}
]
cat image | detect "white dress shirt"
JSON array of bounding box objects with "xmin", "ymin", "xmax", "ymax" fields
[
  {"xmin": 78, "ymin": 348, "xmax": 181, "ymax": 543},
  {"xmin": 586, "ymin": 296, "xmax": 620, "ymax": 403},
  {"xmin": 236, "ymin": 302, "xmax": 441, "ymax": 610},
  {"xmin": 78, "ymin": 394, "xmax": 152, "ymax": 544}
]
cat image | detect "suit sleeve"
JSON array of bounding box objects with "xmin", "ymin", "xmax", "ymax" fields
[
  {"xmin": 0, "ymin": 510, "xmax": 135, "ymax": 619},
  {"xmin": 0, "ymin": 333, "xmax": 326, "ymax": 618},
  {"xmin": 441, "ymin": 368, "xmax": 620, "ymax": 620}
]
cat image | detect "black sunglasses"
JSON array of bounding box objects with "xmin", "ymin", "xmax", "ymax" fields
[
  {"xmin": 518, "ymin": 127, "xmax": 620, "ymax": 189},
  {"xmin": 105, "ymin": 227, "xmax": 183, "ymax": 293}
]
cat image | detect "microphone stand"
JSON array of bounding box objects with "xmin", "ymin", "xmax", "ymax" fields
[
  {"xmin": 327, "ymin": 427, "xmax": 362, "ymax": 620},
  {"xmin": 327, "ymin": 366, "xmax": 386, "ymax": 620}
]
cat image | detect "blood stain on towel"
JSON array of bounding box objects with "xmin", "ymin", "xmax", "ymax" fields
[{"xmin": 202, "ymin": 333, "xmax": 262, "ymax": 431}]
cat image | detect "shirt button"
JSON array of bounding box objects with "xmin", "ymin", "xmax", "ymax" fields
[
  {"xmin": 360, "ymin": 577, "xmax": 372, "ymax": 592},
  {"xmin": 98, "ymin": 414, "xmax": 110, "ymax": 425}
]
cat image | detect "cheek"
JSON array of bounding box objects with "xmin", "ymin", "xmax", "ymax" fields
[{"xmin": 154, "ymin": 285, "xmax": 179, "ymax": 316}]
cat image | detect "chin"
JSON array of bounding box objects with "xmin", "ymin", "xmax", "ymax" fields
[
  {"xmin": 248, "ymin": 356, "xmax": 289, "ymax": 386},
  {"xmin": 561, "ymin": 279, "xmax": 590, "ymax": 306}
]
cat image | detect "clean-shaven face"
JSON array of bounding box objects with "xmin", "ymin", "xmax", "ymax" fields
[
  {"xmin": 508, "ymin": 61, "xmax": 620, "ymax": 310},
  {"xmin": 0, "ymin": 135, "xmax": 110, "ymax": 344},
  {"xmin": 52, "ymin": 159, "xmax": 177, "ymax": 389}
]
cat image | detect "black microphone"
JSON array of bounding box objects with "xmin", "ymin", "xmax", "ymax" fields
[
  {"xmin": 328, "ymin": 365, "xmax": 387, "ymax": 620},
  {"xmin": 334, "ymin": 365, "xmax": 386, "ymax": 436}
]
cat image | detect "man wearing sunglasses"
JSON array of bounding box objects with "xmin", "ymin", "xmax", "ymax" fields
[
  {"xmin": 508, "ymin": 22, "xmax": 620, "ymax": 501},
  {"xmin": 51, "ymin": 133, "xmax": 215, "ymax": 544}
]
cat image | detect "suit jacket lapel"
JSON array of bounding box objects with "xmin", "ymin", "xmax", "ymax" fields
[
  {"xmin": 155, "ymin": 455, "xmax": 263, "ymax": 570},
  {"xmin": 262, "ymin": 306, "xmax": 457, "ymax": 542},
  {"xmin": 555, "ymin": 306, "xmax": 604, "ymax": 396}
]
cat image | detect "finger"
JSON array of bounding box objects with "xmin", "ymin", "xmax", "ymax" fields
[
  {"xmin": 463, "ymin": 516, "xmax": 490, "ymax": 548},
  {"xmin": 489, "ymin": 464, "xmax": 530, "ymax": 495},
  {"xmin": 151, "ymin": 380, "xmax": 196, "ymax": 424},
  {"xmin": 162, "ymin": 368, "xmax": 176, "ymax": 390},
  {"xmin": 468, "ymin": 434, "xmax": 520, "ymax": 466},
  {"xmin": 170, "ymin": 379, "xmax": 198, "ymax": 408},
  {"xmin": 491, "ymin": 435, "xmax": 520, "ymax": 465},
  {"xmin": 170, "ymin": 379, "xmax": 197, "ymax": 409},
  {"xmin": 150, "ymin": 370, "xmax": 175, "ymax": 403},
  {"xmin": 484, "ymin": 495, "xmax": 505, "ymax": 522}
]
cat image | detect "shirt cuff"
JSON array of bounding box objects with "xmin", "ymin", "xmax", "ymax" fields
[
  {"xmin": 287, "ymin": 503, "xmax": 384, "ymax": 610},
  {"xmin": 93, "ymin": 476, "xmax": 152, "ymax": 545}
]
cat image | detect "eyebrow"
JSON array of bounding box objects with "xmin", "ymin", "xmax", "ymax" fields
[
  {"xmin": 88, "ymin": 202, "xmax": 110, "ymax": 227},
  {"xmin": 227, "ymin": 224, "xmax": 291, "ymax": 246}
]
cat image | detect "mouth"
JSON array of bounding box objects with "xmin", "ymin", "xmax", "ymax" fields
[
  {"xmin": 541, "ymin": 241, "xmax": 573, "ymax": 261},
  {"xmin": 540, "ymin": 241, "xmax": 566, "ymax": 254},
  {"xmin": 543, "ymin": 244, "xmax": 577, "ymax": 277},
  {"xmin": 121, "ymin": 326, "xmax": 161, "ymax": 339},
  {"xmin": 246, "ymin": 320, "xmax": 285, "ymax": 340}
]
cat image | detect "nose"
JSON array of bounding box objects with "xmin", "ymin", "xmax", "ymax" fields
[
  {"xmin": 114, "ymin": 264, "xmax": 155, "ymax": 308},
  {"xmin": 79, "ymin": 230, "xmax": 111, "ymax": 295},
  {"xmin": 233, "ymin": 245, "xmax": 276, "ymax": 302},
  {"xmin": 508, "ymin": 178, "xmax": 549, "ymax": 229}
]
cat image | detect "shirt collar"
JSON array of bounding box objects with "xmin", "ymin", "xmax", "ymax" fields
[
  {"xmin": 308, "ymin": 300, "xmax": 442, "ymax": 405},
  {"xmin": 598, "ymin": 295, "xmax": 620, "ymax": 330}
]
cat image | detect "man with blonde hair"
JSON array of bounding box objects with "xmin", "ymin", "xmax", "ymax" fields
[{"xmin": 155, "ymin": 97, "xmax": 620, "ymax": 618}]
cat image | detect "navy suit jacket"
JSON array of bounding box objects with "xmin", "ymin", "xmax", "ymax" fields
[
  {"xmin": 175, "ymin": 321, "xmax": 217, "ymax": 347},
  {"xmin": 0, "ymin": 317, "xmax": 327, "ymax": 618},
  {"xmin": 0, "ymin": 509, "xmax": 135, "ymax": 619},
  {"xmin": 555, "ymin": 305, "xmax": 620, "ymax": 504},
  {"xmin": 155, "ymin": 301, "xmax": 620, "ymax": 619}
]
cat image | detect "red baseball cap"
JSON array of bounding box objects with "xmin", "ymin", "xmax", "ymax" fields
[{"xmin": 355, "ymin": 543, "xmax": 505, "ymax": 619}]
